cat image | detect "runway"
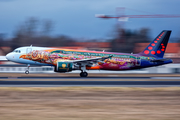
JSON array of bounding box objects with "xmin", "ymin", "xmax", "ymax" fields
[
  {"xmin": 0, "ymin": 80, "xmax": 180, "ymax": 87},
  {"xmin": 0, "ymin": 75, "xmax": 180, "ymax": 87},
  {"xmin": 1, "ymin": 76, "xmax": 151, "ymax": 79},
  {"xmin": 1, "ymin": 76, "xmax": 180, "ymax": 79}
]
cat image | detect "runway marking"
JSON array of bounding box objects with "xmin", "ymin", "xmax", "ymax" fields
[
  {"xmin": 152, "ymin": 77, "xmax": 180, "ymax": 79},
  {"xmin": 2, "ymin": 76, "xmax": 152, "ymax": 79},
  {"xmin": 1, "ymin": 76, "xmax": 180, "ymax": 80},
  {"xmin": 8, "ymin": 77, "xmax": 18, "ymax": 79}
]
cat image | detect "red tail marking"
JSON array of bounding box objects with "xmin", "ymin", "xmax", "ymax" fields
[
  {"xmin": 144, "ymin": 50, "xmax": 149, "ymax": 54},
  {"xmin": 151, "ymin": 43, "xmax": 155, "ymax": 46},
  {"xmin": 148, "ymin": 46, "xmax": 153, "ymax": 50},
  {"xmin": 151, "ymin": 51, "xmax": 155, "ymax": 54},
  {"xmin": 157, "ymin": 50, "xmax": 161, "ymax": 54}
]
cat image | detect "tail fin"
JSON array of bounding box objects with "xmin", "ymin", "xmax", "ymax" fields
[{"xmin": 140, "ymin": 30, "xmax": 171, "ymax": 58}]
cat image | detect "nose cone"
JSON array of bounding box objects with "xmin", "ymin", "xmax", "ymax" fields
[
  {"xmin": 6, "ymin": 53, "xmax": 13, "ymax": 61},
  {"xmin": 6, "ymin": 53, "xmax": 10, "ymax": 60}
]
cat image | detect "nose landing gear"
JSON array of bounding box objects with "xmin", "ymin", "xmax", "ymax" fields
[
  {"xmin": 25, "ymin": 70, "xmax": 29, "ymax": 74},
  {"xmin": 25, "ymin": 64, "xmax": 30, "ymax": 74}
]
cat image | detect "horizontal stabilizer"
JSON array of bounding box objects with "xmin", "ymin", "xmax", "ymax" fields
[{"xmin": 149, "ymin": 58, "xmax": 172, "ymax": 62}]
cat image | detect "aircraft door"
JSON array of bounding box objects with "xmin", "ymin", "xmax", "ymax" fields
[
  {"xmin": 26, "ymin": 48, "xmax": 32, "ymax": 58},
  {"xmin": 136, "ymin": 56, "xmax": 141, "ymax": 66}
]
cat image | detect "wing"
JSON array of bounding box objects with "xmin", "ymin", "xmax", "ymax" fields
[{"xmin": 71, "ymin": 55, "xmax": 112, "ymax": 66}]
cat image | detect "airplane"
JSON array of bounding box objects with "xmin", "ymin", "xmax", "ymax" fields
[{"xmin": 6, "ymin": 30, "xmax": 172, "ymax": 77}]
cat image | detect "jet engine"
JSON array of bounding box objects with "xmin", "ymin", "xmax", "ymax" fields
[{"xmin": 54, "ymin": 62, "xmax": 73, "ymax": 72}]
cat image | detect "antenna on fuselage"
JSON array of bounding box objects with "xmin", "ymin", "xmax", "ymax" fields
[{"xmin": 30, "ymin": 45, "xmax": 32, "ymax": 47}]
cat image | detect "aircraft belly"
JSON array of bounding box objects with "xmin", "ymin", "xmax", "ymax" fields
[
  {"xmin": 87, "ymin": 62, "xmax": 135, "ymax": 70},
  {"xmin": 100, "ymin": 63, "xmax": 133, "ymax": 70}
]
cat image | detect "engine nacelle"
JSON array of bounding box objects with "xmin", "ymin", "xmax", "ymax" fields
[{"xmin": 54, "ymin": 62, "xmax": 73, "ymax": 72}]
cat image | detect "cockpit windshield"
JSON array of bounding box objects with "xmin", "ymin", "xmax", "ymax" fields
[{"xmin": 13, "ymin": 50, "xmax": 21, "ymax": 53}]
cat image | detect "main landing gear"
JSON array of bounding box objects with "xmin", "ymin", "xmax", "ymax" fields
[
  {"xmin": 80, "ymin": 64, "xmax": 88, "ymax": 77},
  {"xmin": 25, "ymin": 64, "xmax": 30, "ymax": 74},
  {"xmin": 80, "ymin": 71, "xmax": 88, "ymax": 77}
]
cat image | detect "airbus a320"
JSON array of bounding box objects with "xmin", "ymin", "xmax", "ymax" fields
[{"xmin": 6, "ymin": 30, "xmax": 172, "ymax": 77}]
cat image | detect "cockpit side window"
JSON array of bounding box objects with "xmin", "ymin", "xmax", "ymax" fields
[{"xmin": 13, "ymin": 50, "xmax": 21, "ymax": 53}]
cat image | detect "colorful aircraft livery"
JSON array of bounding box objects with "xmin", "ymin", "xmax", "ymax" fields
[{"xmin": 6, "ymin": 30, "xmax": 173, "ymax": 77}]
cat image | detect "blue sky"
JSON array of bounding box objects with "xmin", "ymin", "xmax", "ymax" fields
[{"xmin": 0, "ymin": 0, "xmax": 180, "ymax": 40}]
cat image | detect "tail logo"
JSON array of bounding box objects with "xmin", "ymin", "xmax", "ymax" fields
[{"xmin": 143, "ymin": 32, "xmax": 166, "ymax": 55}]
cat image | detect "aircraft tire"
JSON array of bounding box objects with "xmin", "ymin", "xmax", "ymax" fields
[
  {"xmin": 80, "ymin": 72, "xmax": 88, "ymax": 77},
  {"xmin": 25, "ymin": 70, "xmax": 29, "ymax": 74}
]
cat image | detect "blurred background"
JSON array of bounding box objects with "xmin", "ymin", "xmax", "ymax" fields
[{"xmin": 1, "ymin": 0, "xmax": 180, "ymax": 73}]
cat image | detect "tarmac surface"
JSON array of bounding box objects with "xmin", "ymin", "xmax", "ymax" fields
[
  {"xmin": 1, "ymin": 76, "xmax": 180, "ymax": 80},
  {"xmin": 1, "ymin": 73, "xmax": 180, "ymax": 87},
  {"xmin": 0, "ymin": 76, "xmax": 152, "ymax": 79},
  {"xmin": 0, "ymin": 80, "xmax": 180, "ymax": 87}
]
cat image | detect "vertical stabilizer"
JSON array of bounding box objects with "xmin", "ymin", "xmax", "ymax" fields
[{"xmin": 140, "ymin": 30, "xmax": 171, "ymax": 58}]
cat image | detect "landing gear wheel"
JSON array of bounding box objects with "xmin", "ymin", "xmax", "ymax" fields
[
  {"xmin": 80, "ymin": 72, "xmax": 88, "ymax": 77},
  {"xmin": 25, "ymin": 70, "xmax": 29, "ymax": 74},
  {"xmin": 25, "ymin": 64, "xmax": 30, "ymax": 74}
]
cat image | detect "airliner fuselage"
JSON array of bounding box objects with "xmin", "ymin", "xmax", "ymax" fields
[{"xmin": 6, "ymin": 30, "xmax": 173, "ymax": 77}]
